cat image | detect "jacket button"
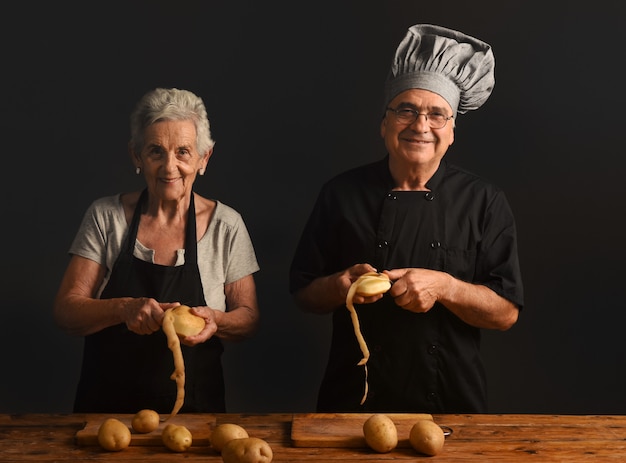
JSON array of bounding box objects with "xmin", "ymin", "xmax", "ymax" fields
[
  {"xmin": 424, "ymin": 192, "xmax": 435, "ymax": 201},
  {"xmin": 430, "ymin": 241, "xmax": 441, "ymax": 249},
  {"xmin": 427, "ymin": 344, "xmax": 438, "ymax": 354}
]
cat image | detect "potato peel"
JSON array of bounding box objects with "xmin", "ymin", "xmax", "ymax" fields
[
  {"xmin": 345, "ymin": 272, "xmax": 392, "ymax": 404},
  {"xmin": 162, "ymin": 309, "xmax": 185, "ymax": 420}
]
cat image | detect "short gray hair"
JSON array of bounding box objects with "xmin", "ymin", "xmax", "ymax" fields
[{"xmin": 129, "ymin": 88, "xmax": 215, "ymax": 156}]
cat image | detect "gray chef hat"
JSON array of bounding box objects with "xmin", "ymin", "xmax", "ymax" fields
[{"xmin": 383, "ymin": 24, "xmax": 495, "ymax": 117}]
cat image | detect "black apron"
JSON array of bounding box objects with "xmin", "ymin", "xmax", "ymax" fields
[{"xmin": 73, "ymin": 189, "xmax": 225, "ymax": 413}]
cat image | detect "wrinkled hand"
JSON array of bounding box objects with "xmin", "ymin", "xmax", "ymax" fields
[
  {"xmin": 122, "ymin": 298, "xmax": 179, "ymax": 335},
  {"xmin": 383, "ymin": 268, "xmax": 446, "ymax": 313},
  {"xmin": 179, "ymin": 306, "xmax": 219, "ymax": 346}
]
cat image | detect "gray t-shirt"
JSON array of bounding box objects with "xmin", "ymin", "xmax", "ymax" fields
[{"xmin": 69, "ymin": 194, "xmax": 259, "ymax": 312}]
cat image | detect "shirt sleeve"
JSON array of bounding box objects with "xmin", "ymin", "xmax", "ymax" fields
[
  {"xmin": 289, "ymin": 185, "xmax": 331, "ymax": 294},
  {"xmin": 68, "ymin": 196, "xmax": 124, "ymax": 267},
  {"xmin": 223, "ymin": 213, "xmax": 260, "ymax": 284},
  {"xmin": 475, "ymin": 190, "xmax": 524, "ymax": 309},
  {"xmin": 197, "ymin": 202, "xmax": 260, "ymax": 311}
]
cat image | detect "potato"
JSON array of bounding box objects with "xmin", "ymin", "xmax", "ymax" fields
[
  {"xmin": 362, "ymin": 413, "xmax": 398, "ymax": 453},
  {"xmin": 97, "ymin": 418, "xmax": 131, "ymax": 451},
  {"xmin": 210, "ymin": 423, "xmax": 249, "ymax": 453},
  {"xmin": 171, "ymin": 304, "xmax": 205, "ymax": 337},
  {"xmin": 221, "ymin": 437, "xmax": 273, "ymax": 463},
  {"xmin": 409, "ymin": 419, "xmax": 445, "ymax": 456},
  {"xmin": 131, "ymin": 409, "xmax": 160, "ymax": 433},
  {"xmin": 161, "ymin": 423, "xmax": 193, "ymax": 452}
]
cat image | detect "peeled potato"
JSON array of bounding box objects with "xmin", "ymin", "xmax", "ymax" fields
[
  {"xmin": 131, "ymin": 409, "xmax": 160, "ymax": 433},
  {"xmin": 97, "ymin": 418, "xmax": 131, "ymax": 451},
  {"xmin": 353, "ymin": 272, "xmax": 392, "ymax": 297},
  {"xmin": 221, "ymin": 437, "xmax": 273, "ymax": 463},
  {"xmin": 162, "ymin": 423, "xmax": 193, "ymax": 452},
  {"xmin": 362, "ymin": 414, "xmax": 398, "ymax": 453},
  {"xmin": 210, "ymin": 423, "xmax": 249, "ymax": 453},
  {"xmin": 171, "ymin": 304, "xmax": 205, "ymax": 337},
  {"xmin": 409, "ymin": 419, "xmax": 445, "ymax": 456}
]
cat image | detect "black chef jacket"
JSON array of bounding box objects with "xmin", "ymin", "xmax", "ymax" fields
[
  {"xmin": 73, "ymin": 189, "xmax": 225, "ymax": 413},
  {"xmin": 289, "ymin": 157, "xmax": 523, "ymax": 413}
]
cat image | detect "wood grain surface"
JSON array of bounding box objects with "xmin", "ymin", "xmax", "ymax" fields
[
  {"xmin": 4, "ymin": 413, "xmax": 626, "ymax": 461},
  {"xmin": 291, "ymin": 412, "xmax": 435, "ymax": 447}
]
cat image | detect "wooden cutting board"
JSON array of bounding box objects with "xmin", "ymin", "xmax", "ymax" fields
[
  {"xmin": 75, "ymin": 413, "xmax": 216, "ymax": 446},
  {"xmin": 291, "ymin": 413, "xmax": 435, "ymax": 448}
]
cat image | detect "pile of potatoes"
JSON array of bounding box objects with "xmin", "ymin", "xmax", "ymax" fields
[
  {"xmin": 97, "ymin": 409, "xmax": 192, "ymax": 453},
  {"xmin": 362, "ymin": 413, "xmax": 446, "ymax": 456},
  {"xmin": 96, "ymin": 410, "xmax": 273, "ymax": 462},
  {"xmin": 210, "ymin": 423, "xmax": 273, "ymax": 463}
]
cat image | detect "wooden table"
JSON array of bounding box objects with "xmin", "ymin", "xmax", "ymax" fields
[{"xmin": 2, "ymin": 413, "xmax": 626, "ymax": 461}]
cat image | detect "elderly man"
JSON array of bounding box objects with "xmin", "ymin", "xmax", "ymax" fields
[{"xmin": 289, "ymin": 24, "xmax": 523, "ymax": 413}]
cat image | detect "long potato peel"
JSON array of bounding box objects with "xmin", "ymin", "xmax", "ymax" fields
[
  {"xmin": 162, "ymin": 308, "xmax": 185, "ymax": 420},
  {"xmin": 345, "ymin": 272, "xmax": 392, "ymax": 404}
]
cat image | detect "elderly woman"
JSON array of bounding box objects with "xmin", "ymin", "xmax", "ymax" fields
[{"xmin": 54, "ymin": 88, "xmax": 260, "ymax": 413}]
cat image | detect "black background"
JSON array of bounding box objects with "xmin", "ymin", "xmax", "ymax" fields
[{"xmin": 3, "ymin": 1, "xmax": 626, "ymax": 414}]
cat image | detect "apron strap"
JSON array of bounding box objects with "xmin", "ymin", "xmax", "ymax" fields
[
  {"xmin": 184, "ymin": 192, "xmax": 198, "ymax": 264},
  {"xmin": 124, "ymin": 188, "xmax": 147, "ymax": 255}
]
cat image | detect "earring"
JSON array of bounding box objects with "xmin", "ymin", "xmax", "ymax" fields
[
  {"xmin": 199, "ymin": 168, "xmax": 205, "ymax": 176},
  {"xmin": 135, "ymin": 167, "xmax": 141, "ymax": 175}
]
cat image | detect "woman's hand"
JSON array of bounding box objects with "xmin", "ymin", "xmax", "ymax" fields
[
  {"xmin": 121, "ymin": 298, "xmax": 179, "ymax": 335},
  {"xmin": 178, "ymin": 306, "xmax": 219, "ymax": 346}
]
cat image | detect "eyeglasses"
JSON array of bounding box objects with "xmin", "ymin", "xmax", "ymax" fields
[{"xmin": 385, "ymin": 107, "xmax": 453, "ymax": 129}]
